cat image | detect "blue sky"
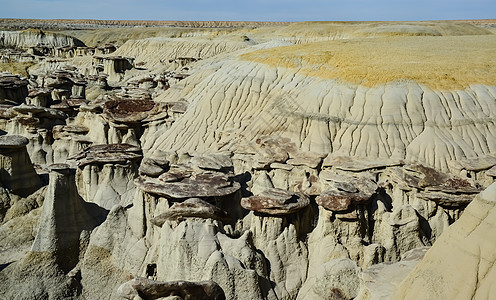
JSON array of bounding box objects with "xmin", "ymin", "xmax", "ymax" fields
[{"xmin": 2, "ymin": 0, "xmax": 495, "ymax": 22}]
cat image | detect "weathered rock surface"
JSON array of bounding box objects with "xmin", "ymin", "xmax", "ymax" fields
[
  {"xmin": 356, "ymin": 246, "xmax": 430, "ymax": 300},
  {"xmin": 298, "ymin": 258, "xmax": 361, "ymax": 300},
  {"xmin": 0, "ymin": 19, "xmax": 495, "ymax": 300},
  {"xmin": 241, "ymin": 188, "xmax": 310, "ymax": 215},
  {"xmin": 72, "ymin": 144, "xmax": 142, "ymax": 209},
  {"xmin": 0, "ymin": 29, "xmax": 85, "ymax": 48},
  {"xmin": 0, "ymin": 135, "xmax": 41, "ymax": 196},
  {"xmin": 71, "ymin": 143, "xmax": 143, "ymax": 167},
  {"xmin": 0, "ymin": 74, "xmax": 28, "ymax": 104},
  {"xmin": 31, "ymin": 164, "xmax": 107, "ymax": 271},
  {"xmin": 117, "ymin": 277, "xmax": 226, "ymax": 300},
  {"xmin": 146, "ymin": 54, "xmax": 496, "ymax": 172},
  {"xmin": 316, "ymin": 172, "xmax": 377, "ymax": 212},
  {"xmin": 153, "ymin": 218, "xmax": 272, "ymax": 299},
  {"xmin": 394, "ymin": 182, "xmax": 496, "ymax": 300},
  {"xmin": 136, "ymin": 156, "xmax": 240, "ymax": 200},
  {"xmin": 151, "ymin": 198, "xmax": 231, "ymax": 225}
]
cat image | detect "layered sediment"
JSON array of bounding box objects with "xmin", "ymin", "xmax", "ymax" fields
[{"xmin": 0, "ymin": 19, "xmax": 495, "ymax": 300}]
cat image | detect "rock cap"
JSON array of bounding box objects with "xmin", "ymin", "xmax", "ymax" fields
[
  {"xmin": 241, "ymin": 188, "xmax": 310, "ymax": 215},
  {"xmin": 0, "ymin": 135, "xmax": 29, "ymax": 148},
  {"xmin": 151, "ymin": 198, "xmax": 230, "ymax": 226}
]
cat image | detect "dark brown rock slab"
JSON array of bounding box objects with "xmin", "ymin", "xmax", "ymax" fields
[
  {"xmin": 117, "ymin": 277, "xmax": 225, "ymax": 300},
  {"xmin": 66, "ymin": 99, "xmax": 88, "ymax": 108},
  {"xmin": 151, "ymin": 198, "xmax": 230, "ymax": 226},
  {"xmin": 241, "ymin": 188, "xmax": 310, "ymax": 215},
  {"xmin": 52, "ymin": 125, "xmax": 91, "ymax": 142},
  {"xmin": 317, "ymin": 189, "xmax": 371, "ymax": 212},
  {"xmin": 71, "ymin": 144, "xmax": 142, "ymax": 167},
  {"xmin": 139, "ymin": 157, "xmax": 170, "ymax": 177},
  {"xmin": 424, "ymin": 177, "xmax": 482, "ymax": 194},
  {"xmin": 103, "ymin": 98, "xmax": 155, "ymax": 124},
  {"xmin": 170, "ymin": 101, "xmax": 188, "ymax": 114},
  {"xmin": 60, "ymin": 125, "xmax": 89, "ymax": 134},
  {"xmin": 12, "ymin": 104, "xmax": 67, "ymax": 120},
  {"xmin": 235, "ymin": 135, "xmax": 298, "ymax": 168},
  {"xmin": 415, "ymin": 191, "xmax": 474, "ymax": 208},
  {"xmin": 317, "ymin": 172, "xmax": 377, "ymax": 212},
  {"xmin": 254, "ymin": 135, "xmax": 296, "ymax": 165},
  {"xmin": 135, "ymin": 173, "xmax": 240, "ymax": 199},
  {"xmin": 389, "ymin": 164, "xmax": 482, "ymax": 194},
  {"xmin": 158, "ymin": 165, "xmax": 194, "ymax": 182},
  {"xmin": 403, "ymin": 164, "xmax": 450, "ymax": 188}
]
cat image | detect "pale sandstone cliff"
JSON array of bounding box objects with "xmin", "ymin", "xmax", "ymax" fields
[{"xmin": 0, "ymin": 29, "xmax": 85, "ymax": 49}]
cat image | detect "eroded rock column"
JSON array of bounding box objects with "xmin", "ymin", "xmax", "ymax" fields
[
  {"xmin": 0, "ymin": 135, "xmax": 41, "ymax": 196},
  {"xmin": 31, "ymin": 163, "xmax": 107, "ymax": 272}
]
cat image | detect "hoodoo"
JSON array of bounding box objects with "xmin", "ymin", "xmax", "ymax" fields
[{"xmin": 0, "ymin": 18, "xmax": 495, "ymax": 300}]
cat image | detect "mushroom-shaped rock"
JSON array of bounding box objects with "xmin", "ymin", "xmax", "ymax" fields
[
  {"xmin": 151, "ymin": 198, "xmax": 230, "ymax": 226},
  {"xmin": 71, "ymin": 144, "xmax": 143, "ymax": 167},
  {"xmin": 94, "ymin": 55, "xmax": 134, "ymax": 74},
  {"xmin": 31, "ymin": 163, "xmax": 107, "ymax": 272},
  {"xmin": 117, "ymin": 277, "xmax": 225, "ymax": 300},
  {"xmin": 70, "ymin": 144, "xmax": 142, "ymax": 209},
  {"xmin": 135, "ymin": 172, "xmax": 240, "ymax": 199},
  {"xmin": 12, "ymin": 104, "xmax": 68, "ymax": 124},
  {"xmin": 103, "ymin": 98, "xmax": 155, "ymax": 124},
  {"xmin": 316, "ymin": 173, "xmax": 377, "ymax": 212},
  {"xmin": 241, "ymin": 188, "xmax": 310, "ymax": 215},
  {"xmin": 0, "ymin": 135, "xmax": 41, "ymax": 196},
  {"xmin": 0, "ymin": 134, "xmax": 28, "ymax": 148},
  {"xmin": 0, "ymin": 74, "xmax": 28, "ymax": 104},
  {"xmin": 415, "ymin": 192, "xmax": 474, "ymax": 208},
  {"xmin": 386, "ymin": 164, "xmax": 483, "ymax": 195},
  {"xmin": 26, "ymin": 88, "xmax": 52, "ymax": 107},
  {"xmin": 316, "ymin": 189, "xmax": 372, "ymax": 212}
]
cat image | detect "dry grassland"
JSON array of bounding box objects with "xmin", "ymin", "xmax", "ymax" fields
[{"xmin": 242, "ymin": 34, "xmax": 496, "ymax": 89}]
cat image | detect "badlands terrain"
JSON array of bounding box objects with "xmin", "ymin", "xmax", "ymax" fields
[{"xmin": 0, "ymin": 18, "xmax": 495, "ymax": 299}]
